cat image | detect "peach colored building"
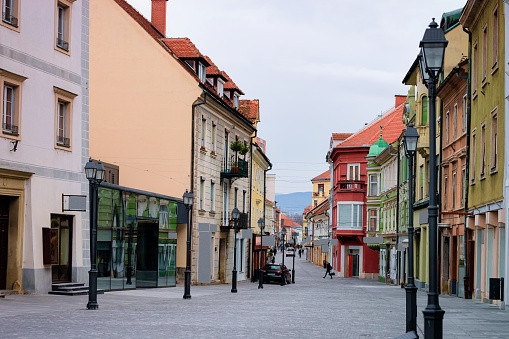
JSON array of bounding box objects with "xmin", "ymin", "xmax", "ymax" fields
[{"xmin": 90, "ymin": 0, "xmax": 256, "ymax": 286}]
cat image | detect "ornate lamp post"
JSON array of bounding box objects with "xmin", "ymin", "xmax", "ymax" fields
[
  {"xmin": 291, "ymin": 232, "xmax": 296, "ymax": 283},
  {"xmin": 282, "ymin": 227, "xmax": 287, "ymax": 268},
  {"xmin": 182, "ymin": 190, "xmax": 194, "ymax": 299},
  {"xmin": 258, "ymin": 218, "xmax": 265, "ymax": 289},
  {"xmin": 419, "ymin": 18, "xmax": 448, "ymax": 339},
  {"xmin": 231, "ymin": 207, "xmax": 240, "ymax": 293},
  {"xmin": 84, "ymin": 159, "xmax": 105, "ymax": 310},
  {"xmin": 403, "ymin": 123, "xmax": 419, "ymax": 336}
]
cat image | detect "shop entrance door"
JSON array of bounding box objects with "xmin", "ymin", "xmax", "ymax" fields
[
  {"xmin": 136, "ymin": 221, "xmax": 158, "ymax": 288},
  {"xmin": 0, "ymin": 196, "xmax": 9, "ymax": 289},
  {"xmin": 51, "ymin": 215, "xmax": 73, "ymax": 283},
  {"xmin": 351, "ymin": 254, "xmax": 359, "ymax": 277}
]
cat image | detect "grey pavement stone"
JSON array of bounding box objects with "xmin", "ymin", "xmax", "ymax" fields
[{"xmin": 1, "ymin": 255, "xmax": 509, "ymax": 338}]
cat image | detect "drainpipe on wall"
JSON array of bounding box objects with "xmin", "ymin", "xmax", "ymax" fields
[
  {"xmin": 249, "ymin": 132, "xmax": 257, "ymax": 281},
  {"xmin": 396, "ymin": 143, "xmax": 400, "ymax": 285},
  {"xmin": 503, "ymin": 0, "xmax": 509, "ymax": 309},
  {"xmin": 462, "ymin": 26, "xmax": 472, "ymax": 300}
]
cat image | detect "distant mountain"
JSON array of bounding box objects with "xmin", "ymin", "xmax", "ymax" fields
[{"xmin": 275, "ymin": 192, "xmax": 312, "ymax": 215}]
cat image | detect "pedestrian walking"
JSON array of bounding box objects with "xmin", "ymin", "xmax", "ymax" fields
[
  {"xmin": 274, "ymin": 247, "xmax": 277, "ymax": 257},
  {"xmin": 323, "ymin": 262, "xmax": 333, "ymax": 279}
]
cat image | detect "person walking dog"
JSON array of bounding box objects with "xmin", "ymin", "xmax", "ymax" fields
[{"xmin": 323, "ymin": 262, "xmax": 333, "ymax": 279}]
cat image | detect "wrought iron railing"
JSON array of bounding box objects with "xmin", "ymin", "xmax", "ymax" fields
[
  {"xmin": 221, "ymin": 156, "xmax": 248, "ymax": 179},
  {"xmin": 2, "ymin": 12, "xmax": 18, "ymax": 27},
  {"xmin": 2, "ymin": 123, "xmax": 18, "ymax": 136}
]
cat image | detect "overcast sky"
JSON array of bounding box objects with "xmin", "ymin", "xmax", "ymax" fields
[{"xmin": 127, "ymin": 0, "xmax": 467, "ymax": 194}]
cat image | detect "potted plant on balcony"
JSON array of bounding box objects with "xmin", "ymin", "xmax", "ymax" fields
[
  {"xmin": 230, "ymin": 140, "xmax": 243, "ymax": 173},
  {"xmin": 239, "ymin": 143, "xmax": 249, "ymax": 157}
]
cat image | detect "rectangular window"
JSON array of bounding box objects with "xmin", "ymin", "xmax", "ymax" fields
[
  {"xmin": 453, "ymin": 104, "xmax": 457, "ymax": 139},
  {"xmin": 55, "ymin": 1, "xmax": 72, "ymax": 52},
  {"xmin": 471, "ymin": 131, "xmax": 476, "ymax": 182},
  {"xmin": 347, "ymin": 163, "xmax": 360, "ymax": 181},
  {"xmin": 369, "ymin": 209, "xmax": 378, "ymax": 232},
  {"xmin": 233, "ymin": 93, "xmax": 239, "ymax": 109},
  {"xmin": 491, "ymin": 111, "xmax": 498, "ymax": 171},
  {"xmin": 492, "ymin": 6, "xmax": 499, "ymax": 68},
  {"xmin": 234, "ymin": 187, "xmax": 238, "ymax": 208},
  {"xmin": 318, "ymin": 184, "xmax": 324, "ymax": 195},
  {"xmin": 368, "ymin": 174, "xmax": 378, "ymax": 196},
  {"xmin": 444, "ymin": 176, "xmax": 448, "ymax": 210},
  {"xmin": 445, "ymin": 111, "xmax": 449, "ymax": 144},
  {"xmin": 201, "ymin": 118, "xmax": 206, "ymax": 148},
  {"xmin": 200, "ymin": 178, "xmax": 205, "ymax": 210},
  {"xmin": 217, "ymin": 79, "xmax": 224, "ymax": 97},
  {"xmin": 2, "ymin": 0, "xmax": 18, "ymax": 28},
  {"xmin": 420, "ymin": 165, "xmax": 424, "ymax": 199},
  {"xmin": 337, "ymin": 203, "xmax": 363, "ymax": 228},
  {"xmin": 482, "ymin": 24, "xmax": 488, "ymax": 83},
  {"xmin": 2, "ymin": 84, "xmax": 15, "ymax": 134},
  {"xmin": 473, "ymin": 41, "xmax": 478, "ymax": 95},
  {"xmin": 242, "ymin": 190, "xmax": 246, "ymax": 213},
  {"xmin": 198, "ymin": 63, "xmax": 206, "ymax": 83},
  {"xmin": 210, "ymin": 181, "xmax": 215, "ymax": 212},
  {"xmin": 211, "ymin": 123, "xmax": 216, "ymax": 152},
  {"xmin": 462, "ymin": 94, "xmax": 467, "ymax": 133},
  {"xmin": 452, "ymin": 172, "xmax": 456, "ymax": 209},
  {"xmin": 54, "ymin": 87, "xmax": 75, "ymax": 150},
  {"xmin": 461, "ymin": 168, "xmax": 466, "ymax": 206},
  {"xmin": 1, "ymin": 71, "xmax": 24, "ymax": 138},
  {"xmin": 481, "ymin": 123, "xmax": 486, "ymax": 177},
  {"xmin": 224, "ymin": 130, "xmax": 229, "ymax": 171},
  {"xmin": 422, "ymin": 97, "xmax": 428, "ymax": 125}
]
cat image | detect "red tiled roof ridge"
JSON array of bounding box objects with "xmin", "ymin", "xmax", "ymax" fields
[
  {"xmin": 337, "ymin": 100, "xmax": 405, "ymax": 148},
  {"xmin": 332, "ymin": 133, "xmax": 353, "ymax": 141},
  {"xmin": 239, "ymin": 99, "xmax": 259, "ymax": 123},
  {"xmin": 311, "ymin": 170, "xmax": 330, "ymax": 181}
]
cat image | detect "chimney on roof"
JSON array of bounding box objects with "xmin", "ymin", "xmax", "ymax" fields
[
  {"xmin": 395, "ymin": 95, "xmax": 406, "ymax": 107},
  {"xmin": 151, "ymin": 0, "xmax": 168, "ymax": 37}
]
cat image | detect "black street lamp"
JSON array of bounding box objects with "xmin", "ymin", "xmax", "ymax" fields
[
  {"xmin": 403, "ymin": 123, "xmax": 419, "ymax": 336},
  {"xmin": 258, "ymin": 218, "xmax": 265, "ymax": 289},
  {"xmin": 231, "ymin": 207, "xmax": 240, "ymax": 293},
  {"xmin": 84, "ymin": 159, "xmax": 105, "ymax": 310},
  {"xmin": 281, "ymin": 228, "xmax": 287, "ymax": 286},
  {"xmin": 182, "ymin": 190, "xmax": 194, "ymax": 299},
  {"xmin": 419, "ymin": 18, "xmax": 448, "ymax": 339},
  {"xmin": 291, "ymin": 232, "xmax": 296, "ymax": 283}
]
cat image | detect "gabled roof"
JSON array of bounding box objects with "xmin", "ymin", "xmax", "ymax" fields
[
  {"xmin": 311, "ymin": 170, "xmax": 330, "ymax": 181},
  {"xmin": 332, "ymin": 133, "xmax": 353, "ymax": 141},
  {"xmin": 303, "ymin": 204, "xmax": 313, "ymax": 214},
  {"xmin": 222, "ymin": 71, "xmax": 245, "ymax": 95},
  {"xmin": 203, "ymin": 56, "xmax": 228, "ymax": 81},
  {"xmin": 337, "ymin": 99, "xmax": 405, "ymax": 149},
  {"xmin": 161, "ymin": 38, "xmax": 209, "ymax": 63},
  {"xmin": 306, "ymin": 199, "xmax": 329, "ymax": 219},
  {"xmin": 281, "ymin": 214, "xmax": 301, "ymax": 227},
  {"xmin": 239, "ymin": 100, "xmax": 259, "ymax": 124}
]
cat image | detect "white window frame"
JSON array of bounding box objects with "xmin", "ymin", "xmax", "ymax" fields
[
  {"xmin": 201, "ymin": 117, "xmax": 206, "ymax": 148},
  {"xmin": 368, "ymin": 208, "xmax": 378, "ymax": 231},
  {"xmin": 462, "ymin": 94, "xmax": 467, "ymax": 133},
  {"xmin": 210, "ymin": 180, "xmax": 215, "ymax": 212},
  {"xmin": 233, "ymin": 93, "xmax": 240, "ymax": 109},
  {"xmin": 211, "ymin": 122, "xmax": 216, "ymax": 152},
  {"xmin": 200, "ymin": 178, "xmax": 205, "ymax": 210},
  {"xmin": 368, "ymin": 174, "xmax": 378, "ymax": 196},
  {"xmin": 217, "ymin": 79, "xmax": 224, "ymax": 97},
  {"xmin": 198, "ymin": 62, "xmax": 206, "ymax": 83},
  {"xmin": 453, "ymin": 104, "xmax": 457, "ymax": 140},
  {"xmin": 347, "ymin": 163, "xmax": 360, "ymax": 181},
  {"xmin": 445, "ymin": 111, "xmax": 449, "ymax": 144},
  {"xmin": 337, "ymin": 201, "xmax": 363, "ymax": 229}
]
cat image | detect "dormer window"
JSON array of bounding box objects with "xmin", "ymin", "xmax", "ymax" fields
[
  {"xmin": 233, "ymin": 93, "xmax": 239, "ymax": 109},
  {"xmin": 217, "ymin": 79, "xmax": 224, "ymax": 97},
  {"xmin": 185, "ymin": 60, "xmax": 195, "ymax": 70},
  {"xmin": 198, "ymin": 63, "xmax": 206, "ymax": 83},
  {"xmin": 224, "ymin": 91, "xmax": 230, "ymax": 99},
  {"xmin": 206, "ymin": 77, "xmax": 214, "ymax": 86}
]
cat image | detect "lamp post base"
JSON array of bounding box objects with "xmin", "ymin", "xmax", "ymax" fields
[
  {"xmin": 86, "ymin": 302, "xmax": 99, "ymax": 310},
  {"xmin": 422, "ymin": 305, "xmax": 445, "ymax": 339},
  {"xmin": 405, "ymin": 284, "xmax": 418, "ymax": 334},
  {"xmin": 183, "ymin": 269, "xmax": 191, "ymax": 299},
  {"xmin": 258, "ymin": 270, "xmax": 263, "ymax": 289},
  {"xmin": 231, "ymin": 270, "xmax": 238, "ymax": 293},
  {"xmin": 292, "ymin": 269, "xmax": 295, "ymax": 284}
]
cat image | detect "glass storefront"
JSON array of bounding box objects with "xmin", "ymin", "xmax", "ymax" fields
[{"xmin": 97, "ymin": 187, "xmax": 177, "ymax": 290}]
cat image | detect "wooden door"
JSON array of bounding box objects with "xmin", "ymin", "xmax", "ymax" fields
[
  {"xmin": 51, "ymin": 215, "xmax": 73, "ymax": 283},
  {"xmin": 0, "ymin": 196, "xmax": 9, "ymax": 289}
]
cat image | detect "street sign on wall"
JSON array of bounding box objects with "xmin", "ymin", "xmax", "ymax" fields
[{"xmin": 62, "ymin": 194, "xmax": 87, "ymax": 212}]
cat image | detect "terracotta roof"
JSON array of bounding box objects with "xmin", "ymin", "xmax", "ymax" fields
[
  {"xmin": 239, "ymin": 100, "xmax": 259, "ymax": 123},
  {"xmin": 307, "ymin": 199, "xmax": 329, "ymax": 218},
  {"xmin": 303, "ymin": 204, "xmax": 313, "ymax": 214},
  {"xmin": 222, "ymin": 71, "xmax": 245, "ymax": 95},
  {"xmin": 332, "ymin": 133, "xmax": 353, "ymax": 141},
  {"xmin": 337, "ymin": 97, "xmax": 405, "ymax": 148},
  {"xmin": 281, "ymin": 214, "xmax": 301, "ymax": 227},
  {"xmin": 162, "ymin": 38, "xmax": 205, "ymax": 59},
  {"xmin": 203, "ymin": 56, "xmax": 227, "ymax": 80},
  {"xmin": 311, "ymin": 170, "xmax": 330, "ymax": 181}
]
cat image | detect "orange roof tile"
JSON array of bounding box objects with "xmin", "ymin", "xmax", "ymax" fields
[
  {"xmin": 338, "ymin": 97, "xmax": 405, "ymax": 148},
  {"xmin": 332, "ymin": 133, "xmax": 353, "ymax": 141},
  {"xmin": 162, "ymin": 38, "xmax": 205, "ymax": 59},
  {"xmin": 303, "ymin": 204, "xmax": 313, "ymax": 214},
  {"xmin": 203, "ymin": 56, "xmax": 226, "ymax": 80},
  {"xmin": 239, "ymin": 100, "xmax": 259, "ymax": 123},
  {"xmin": 311, "ymin": 170, "xmax": 330, "ymax": 181},
  {"xmin": 222, "ymin": 71, "xmax": 245, "ymax": 95}
]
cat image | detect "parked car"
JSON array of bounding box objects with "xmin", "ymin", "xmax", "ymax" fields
[
  {"xmin": 262, "ymin": 264, "xmax": 291, "ymax": 284},
  {"xmin": 286, "ymin": 247, "xmax": 295, "ymax": 257}
]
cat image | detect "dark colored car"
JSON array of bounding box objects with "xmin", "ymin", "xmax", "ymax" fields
[{"xmin": 262, "ymin": 264, "xmax": 291, "ymax": 284}]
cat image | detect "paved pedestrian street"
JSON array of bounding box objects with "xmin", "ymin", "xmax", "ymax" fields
[{"xmin": 1, "ymin": 255, "xmax": 509, "ymax": 338}]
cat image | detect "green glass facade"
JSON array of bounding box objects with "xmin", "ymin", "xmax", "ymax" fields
[{"xmin": 97, "ymin": 187, "xmax": 178, "ymax": 290}]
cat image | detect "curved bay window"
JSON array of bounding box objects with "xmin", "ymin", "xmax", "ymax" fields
[{"xmin": 97, "ymin": 187, "xmax": 178, "ymax": 291}]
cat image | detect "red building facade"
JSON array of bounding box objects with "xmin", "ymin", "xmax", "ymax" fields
[{"xmin": 329, "ymin": 95, "xmax": 405, "ymax": 278}]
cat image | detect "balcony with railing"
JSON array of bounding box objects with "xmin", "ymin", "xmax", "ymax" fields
[
  {"xmin": 2, "ymin": 11, "xmax": 18, "ymax": 27},
  {"xmin": 312, "ymin": 191, "xmax": 325, "ymax": 197},
  {"xmin": 221, "ymin": 156, "xmax": 248, "ymax": 180},
  {"xmin": 57, "ymin": 135, "xmax": 70, "ymax": 148},
  {"xmin": 337, "ymin": 180, "xmax": 365, "ymax": 193},
  {"xmin": 416, "ymin": 124, "xmax": 429, "ymax": 155},
  {"xmin": 220, "ymin": 212, "xmax": 249, "ymax": 230}
]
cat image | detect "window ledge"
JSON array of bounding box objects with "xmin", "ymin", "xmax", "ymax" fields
[
  {"xmin": 210, "ymin": 151, "xmax": 217, "ymax": 158},
  {"xmin": 480, "ymin": 174, "xmax": 486, "ymax": 181},
  {"xmin": 1, "ymin": 132, "xmax": 21, "ymax": 141},
  {"xmin": 1, "ymin": 19, "xmax": 20, "ymax": 32},
  {"xmin": 472, "ymin": 90, "xmax": 478, "ymax": 100},
  {"xmin": 200, "ymin": 147, "xmax": 207, "ymax": 154},
  {"xmin": 209, "ymin": 211, "xmax": 216, "ymax": 216},
  {"xmin": 481, "ymin": 78, "xmax": 487, "ymax": 88},
  {"xmin": 55, "ymin": 144, "xmax": 72, "ymax": 152},
  {"xmin": 198, "ymin": 209, "xmax": 206, "ymax": 215},
  {"xmin": 470, "ymin": 179, "xmax": 476, "ymax": 186},
  {"xmin": 54, "ymin": 45, "xmax": 71, "ymax": 56},
  {"xmin": 490, "ymin": 167, "xmax": 498, "ymax": 175}
]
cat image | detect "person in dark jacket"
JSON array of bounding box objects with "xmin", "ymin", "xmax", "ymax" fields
[{"xmin": 323, "ymin": 262, "xmax": 333, "ymax": 279}]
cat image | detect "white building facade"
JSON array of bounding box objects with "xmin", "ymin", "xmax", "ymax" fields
[{"xmin": 0, "ymin": 0, "xmax": 89, "ymax": 293}]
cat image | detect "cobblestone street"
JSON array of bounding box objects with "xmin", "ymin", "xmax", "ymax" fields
[{"xmin": 1, "ymin": 255, "xmax": 509, "ymax": 338}]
